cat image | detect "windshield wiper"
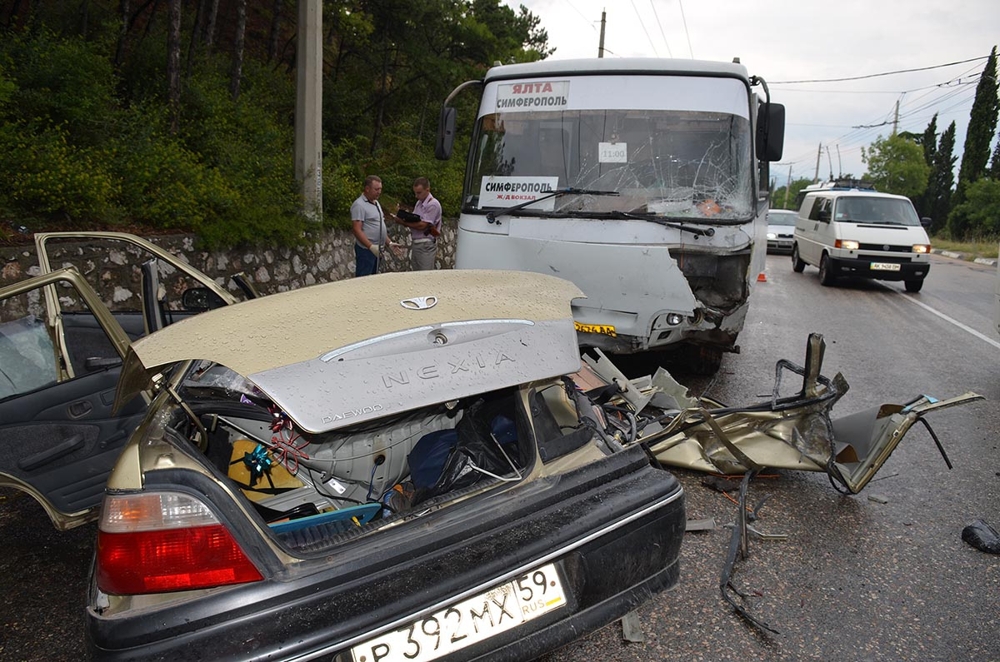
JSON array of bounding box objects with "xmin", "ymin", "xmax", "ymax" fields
[
  {"xmin": 486, "ymin": 187, "xmax": 619, "ymax": 225},
  {"xmin": 602, "ymin": 211, "xmax": 716, "ymax": 237}
]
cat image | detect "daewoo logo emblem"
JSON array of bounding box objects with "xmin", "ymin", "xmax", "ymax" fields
[{"xmin": 401, "ymin": 296, "xmax": 438, "ymax": 310}]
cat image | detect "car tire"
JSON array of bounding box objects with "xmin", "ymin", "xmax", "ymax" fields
[
  {"xmin": 792, "ymin": 245, "xmax": 806, "ymax": 273},
  {"xmin": 904, "ymin": 278, "xmax": 924, "ymax": 293},
  {"xmin": 819, "ymin": 254, "xmax": 835, "ymax": 286}
]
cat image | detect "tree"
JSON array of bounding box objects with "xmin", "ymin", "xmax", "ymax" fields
[
  {"xmin": 915, "ymin": 113, "xmax": 938, "ymax": 218},
  {"xmin": 954, "ymin": 46, "xmax": 999, "ymax": 205},
  {"xmin": 947, "ymin": 178, "xmax": 1000, "ymax": 238},
  {"xmin": 862, "ymin": 134, "xmax": 930, "ymax": 199},
  {"xmin": 167, "ymin": 0, "xmax": 180, "ymax": 134},
  {"xmin": 229, "ymin": 0, "xmax": 245, "ymax": 101},
  {"xmin": 926, "ymin": 121, "xmax": 957, "ymax": 234},
  {"xmin": 989, "ymin": 127, "xmax": 1000, "ymax": 180},
  {"xmin": 0, "ymin": 0, "xmax": 551, "ymax": 245},
  {"xmin": 770, "ymin": 177, "xmax": 814, "ymax": 210}
]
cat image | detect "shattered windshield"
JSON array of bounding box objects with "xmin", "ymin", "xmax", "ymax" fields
[{"xmin": 465, "ymin": 75, "xmax": 753, "ymax": 222}]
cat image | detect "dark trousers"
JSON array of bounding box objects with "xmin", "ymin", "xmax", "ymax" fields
[{"xmin": 355, "ymin": 243, "xmax": 378, "ymax": 277}]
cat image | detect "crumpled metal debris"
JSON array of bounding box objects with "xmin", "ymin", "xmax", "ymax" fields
[{"xmin": 581, "ymin": 334, "xmax": 983, "ymax": 493}]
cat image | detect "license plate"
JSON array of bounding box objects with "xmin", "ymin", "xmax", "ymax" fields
[
  {"xmin": 575, "ymin": 321, "xmax": 616, "ymax": 337},
  {"xmin": 871, "ymin": 262, "xmax": 901, "ymax": 271},
  {"xmin": 351, "ymin": 564, "xmax": 567, "ymax": 662}
]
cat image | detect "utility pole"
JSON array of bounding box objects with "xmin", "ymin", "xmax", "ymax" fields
[
  {"xmin": 294, "ymin": 0, "xmax": 322, "ymax": 221},
  {"xmin": 598, "ymin": 10, "xmax": 606, "ymax": 58},
  {"xmin": 814, "ymin": 142, "xmax": 822, "ymax": 183},
  {"xmin": 836, "ymin": 145, "xmax": 842, "ymax": 178},
  {"xmin": 892, "ymin": 99, "xmax": 899, "ymax": 136},
  {"xmin": 783, "ymin": 164, "xmax": 792, "ymax": 208},
  {"xmin": 826, "ymin": 146, "xmax": 834, "ymax": 181}
]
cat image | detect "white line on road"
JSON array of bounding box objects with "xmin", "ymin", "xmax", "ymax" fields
[{"xmin": 898, "ymin": 292, "xmax": 1000, "ymax": 351}]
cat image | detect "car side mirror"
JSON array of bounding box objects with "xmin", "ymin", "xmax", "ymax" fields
[
  {"xmin": 182, "ymin": 287, "xmax": 227, "ymax": 312},
  {"xmin": 818, "ymin": 210, "xmax": 831, "ymax": 222},
  {"xmin": 920, "ymin": 217, "xmax": 932, "ymax": 228}
]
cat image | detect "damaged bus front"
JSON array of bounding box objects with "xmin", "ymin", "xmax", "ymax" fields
[{"xmin": 437, "ymin": 58, "xmax": 785, "ymax": 373}]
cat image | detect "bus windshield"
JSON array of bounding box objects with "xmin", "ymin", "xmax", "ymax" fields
[{"xmin": 466, "ymin": 101, "xmax": 753, "ymax": 221}]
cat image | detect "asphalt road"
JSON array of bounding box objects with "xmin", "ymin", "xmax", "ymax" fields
[
  {"xmin": 545, "ymin": 252, "xmax": 1000, "ymax": 662},
  {"xmin": 1, "ymin": 253, "xmax": 997, "ymax": 661}
]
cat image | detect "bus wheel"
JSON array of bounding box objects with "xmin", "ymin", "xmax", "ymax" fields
[{"xmin": 689, "ymin": 346, "xmax": 723, "ymax": 375}]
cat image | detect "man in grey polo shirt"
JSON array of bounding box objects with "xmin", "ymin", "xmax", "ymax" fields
[{"xmin": 351, "ymin": 175, "xmax": 392, "ymax": 277}]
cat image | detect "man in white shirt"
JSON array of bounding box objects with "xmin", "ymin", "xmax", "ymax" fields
[{"xmin": 394, "ymin": 177, "xmax": 443, "ymax": 271}]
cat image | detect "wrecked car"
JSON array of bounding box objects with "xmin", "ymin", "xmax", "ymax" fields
[{"xmin": 0, "ymin": 265, "xmax": 686, "ymax": 661}]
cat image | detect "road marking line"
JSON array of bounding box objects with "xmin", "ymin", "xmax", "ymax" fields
[{"xmin": 898, "ymin": 293, "xmax": 1000, "ymax": 351}]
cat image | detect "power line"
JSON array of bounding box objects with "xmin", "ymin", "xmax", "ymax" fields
[
  {"xmin": 648, "ymin": 0, "xmax": 673, "ymax": 58},
  {"xmin": 677, "ymin": 0, "xmax": 693, "ymax": 58},
  {"xmin": 780, "ymin": 64, "xmax": 982, "ymax": 167},
  {"xmin": 775, "ymin": 77, "xmax": 978, "ymax": 95},
  {"xmin": 629, "ymin": 0, "xmax": 659, "ymax": 57},
  {"xmin": 560, "ymin": 0, "xmax": 598, "ymax": 31},
  {"xmin": 771, "ymin": 55, "xmax": 989, "ymax": 84}
]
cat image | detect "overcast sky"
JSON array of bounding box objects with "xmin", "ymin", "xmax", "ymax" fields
[{"xmin": 502, "ymin": 0, "xmax": 1000, "ymax": 188}]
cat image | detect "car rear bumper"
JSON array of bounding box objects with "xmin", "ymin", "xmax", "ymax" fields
[
  {"xmin": 88, "ymin": 446, "xmax": 685, "ymax": 662},
  {"xmin": 828, "ymin": 255, "xmax": 930, "ymax": 281}
]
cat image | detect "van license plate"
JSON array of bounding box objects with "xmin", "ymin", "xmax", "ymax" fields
[
  {"xmin": 871, "ymin": 263, "xmax": 901, "ymax": 271},
  {"xmin": 351, "ymin": 563, "xmax": 567, "ymax": 662}
]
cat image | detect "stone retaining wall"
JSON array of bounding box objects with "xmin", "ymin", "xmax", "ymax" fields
[{"xmin": 0, "ymin": 223, "xmax": 457, "ymax": 301}]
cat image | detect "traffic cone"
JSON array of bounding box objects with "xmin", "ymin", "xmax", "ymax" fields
[{"xmin": 757, "ymin": 272, "xmax": 767, "ymax": 282}]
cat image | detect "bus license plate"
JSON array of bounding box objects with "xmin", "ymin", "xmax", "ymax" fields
[
  {"xmin": 871, "ymin": 263, "xmax": 901, "ymax": 271},
  {"xmin": 351, "ymin": 564, "xmax": 567, "ymax": 662},
  {"xmin": 575, "ymin": 321, "xmax": 616, "ymax": 336}
]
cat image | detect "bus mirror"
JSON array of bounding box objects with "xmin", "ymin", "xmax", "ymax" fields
[
  {"xmin": 757, "ymin": 103, "xmax": 785, "ymax": 162},
  {"xmin": 435, "ymin": 106, "xmax": 457, "ymax": 160}
]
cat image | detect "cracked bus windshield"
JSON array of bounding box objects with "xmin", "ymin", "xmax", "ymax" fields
[{"xmin": 466, "ymin": 95, "xmax": 753, "ymax": 221}]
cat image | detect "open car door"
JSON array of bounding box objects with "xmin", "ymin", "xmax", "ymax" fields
[
  {"xmin": 34, "ymin": 232, "xmax": 238, "ymax": 341},
  {"xmin": 0, "ymin": 268, "xmax": 145, "ymax": 530}
]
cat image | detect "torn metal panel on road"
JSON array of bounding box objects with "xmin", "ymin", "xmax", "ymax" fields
[{"xmin": 575, "ymin": 334, "xmax": 982, "ymax": 493}]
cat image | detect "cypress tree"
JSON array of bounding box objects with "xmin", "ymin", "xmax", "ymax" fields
[
  {"xmin": 989, "ymin": 128, "xmax": 1000, "ymax": 180},
  {"xmin": 927, "ymin": 122, "xmax": 957, "ymax": 234},
  {"xmin": 953, "ymin": 47, "xmax": 999, "ymax": 204},
  {"xmin": 916, "ymin": 113, "xmax": 938, "ymax": 217},
  {"xmin": 949, "ymin": 47, "xmax": 999, "ymax": 237}
]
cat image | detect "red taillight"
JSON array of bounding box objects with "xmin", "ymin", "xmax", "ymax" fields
[{"xmin": 96, "ymin": 492, "xmax": 263, "ymax": 595}]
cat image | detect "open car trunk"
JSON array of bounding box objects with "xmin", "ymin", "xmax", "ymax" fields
[{"xmin": 107, "ymin": 272, "xmax": 608, "ymax": 556}]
